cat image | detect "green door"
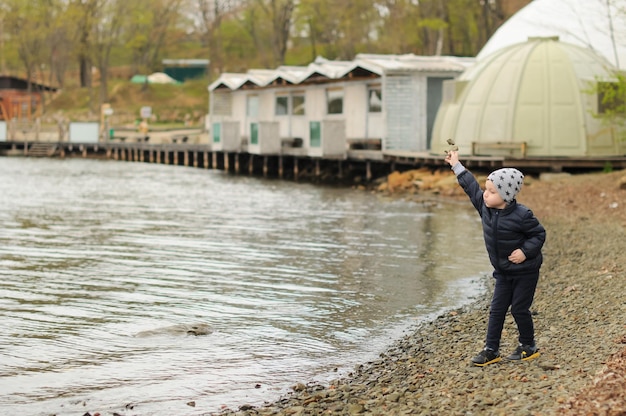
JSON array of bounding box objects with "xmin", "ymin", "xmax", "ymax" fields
[
  {"xmin": 213, "ymin": 123, "xmax": 221, "ymax": 143},
  {"xmin": 250, "ymin": 122, "xmax": 258, "ymax": 145},
  {"xmin": 310, "ymin": 121, "xmax": 321, "ymax": 148}
]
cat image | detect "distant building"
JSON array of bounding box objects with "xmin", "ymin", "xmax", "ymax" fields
[
  {"xmin": 0, "ymin": 76, "xmax": 58, "ymax": 121},
  {"xmin": 208, "ymin": 54, "xmax": 474, "ymax": 157},
  {"xmin": 162, "ymin": 59, "xmax": 210, "ymax": 82}
]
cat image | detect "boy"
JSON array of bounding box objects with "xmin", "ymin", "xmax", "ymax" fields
[{"xmin": 445, "ymin": 150, "xmax": 546, "ymax": 366}]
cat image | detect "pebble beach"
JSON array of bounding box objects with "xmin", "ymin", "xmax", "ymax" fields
[{"xmin": 215, "ymin": 169, "xmax": 626, "ymax": 416}]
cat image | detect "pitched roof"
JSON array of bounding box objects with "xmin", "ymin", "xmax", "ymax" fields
[{"xmin": 209, "ymin": 54, "xmax": 475, "ymax": 91}]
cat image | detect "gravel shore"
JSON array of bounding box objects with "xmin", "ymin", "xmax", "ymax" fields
[{"xmin": 214, "ymin": 170, "xmax": 626, "ymax": 416}]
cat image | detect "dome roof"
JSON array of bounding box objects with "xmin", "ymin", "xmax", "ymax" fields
[
  {"xmin": 432, "ymin": 37, "xmax": 622, "ymax": 157},
  {"xmin": 478, "ymin": 0, "xmax": 626, "ymax": 70}
]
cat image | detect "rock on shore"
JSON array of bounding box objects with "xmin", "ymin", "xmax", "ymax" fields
[{"xmin": 215, "ymin": 170, "xmax": 625, "ymax": 416}]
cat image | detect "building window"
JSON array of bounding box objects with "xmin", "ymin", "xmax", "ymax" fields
[
  {"xmin": 327, "ymin": 89, "xmax": 343, "ymax": 114},
  {"xmin": 292, "ymin": 95, "xmax": 305, "ymax": 115},
  {"xmin": 276, "ymin": 94, "xmax": 305, "ymax": 116},
  {"xmin": 247, "ymin": 95, "xmax": 259, "ymax": 117},
  {"xmin": 213, "ymin": 93, "xmax": 232, "ymax": 116},
  {"xmin": 275, "ymin": 96, "xmax": 288, "ymax": 115},
  {"xmin": 368, "ymin": 87, "xmax": 382, "ymax": 112}
]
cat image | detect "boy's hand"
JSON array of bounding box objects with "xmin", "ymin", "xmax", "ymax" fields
[
  {"xmin": 508, "ymin": 249, "xmax": 527, "ymax": 264},
  {"xmin": 445, "ymin": 150, "xmax": 459, "ymax": 166}
]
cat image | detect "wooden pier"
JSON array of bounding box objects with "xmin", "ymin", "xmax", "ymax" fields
[{"xmin": 1, "ymin": 141, "xmax": 625, "ymax": 183}]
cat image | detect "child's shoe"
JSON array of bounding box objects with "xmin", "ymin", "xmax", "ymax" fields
[
  {"xmin": 471, "ymin": 348, "xmax": 501, "ymax": 366},
  {"xmin": 506, "ymin": 344, "xmax": 540, "ymax": 361}
]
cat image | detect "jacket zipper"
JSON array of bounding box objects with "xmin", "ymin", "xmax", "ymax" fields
[{"xmin": 493, "ymin": 210, "xmax": 500, "ymax": 269}]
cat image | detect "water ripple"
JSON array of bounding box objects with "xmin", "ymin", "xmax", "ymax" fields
[{"xmin": 0, "ymin": 158, "xmax": 489, "ymax": 415}]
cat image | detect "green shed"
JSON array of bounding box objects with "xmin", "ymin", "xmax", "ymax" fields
[
  {"xmin": 432, "ymin": 37, "xmax": 625, "ymax": 157},
  {"xmin": 162, "ymin": 59, "xmax": 210, "ymax": 82}
]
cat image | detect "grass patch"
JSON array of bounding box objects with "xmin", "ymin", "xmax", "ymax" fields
[{"xmin": 44, "ymin": 77, "xmax": 210, "ymax": 127}]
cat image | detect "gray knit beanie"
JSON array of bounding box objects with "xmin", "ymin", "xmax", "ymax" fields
[{"xmin": 487, "ymin": 168, "xmax": 524, "ymax": 203}]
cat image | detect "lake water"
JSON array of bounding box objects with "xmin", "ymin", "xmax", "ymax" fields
[{"xmin": 0, "ymin": 158, "xmax": 489, "ymax": 416}]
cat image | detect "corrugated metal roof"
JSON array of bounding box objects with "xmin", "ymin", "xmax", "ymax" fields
[{"xmin": 209, "ymin": 54, "xmax": 475, "ymax": 91}]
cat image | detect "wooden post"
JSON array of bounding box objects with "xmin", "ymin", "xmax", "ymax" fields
[
  {"xmin": 156, "ymin": 150, "xmax": 161, "ymax": 164},
  {"xmin": 248, "ymin": 154, "xmax": 254, "ymax": 174},
  {"xmin": 224, "ymin": 153, "xmax": 230, "ymax": 171},
  {"xmin": 263, "ymin": 156, "xmax": 268, "ymax": 177},
  {"xmin": 193, "ymin": 151, "xmax": 198, "ymax": 167},
  {"xmin": 174, "ymin": 150, "xmax": 178, "ymax": 165},
  {"xmin": 294, "ymin": 158, "xmax": 299, "ymax": 179},
  {"xmin": 315, "ymin": 159, "xmax": 320, "ymax": 177},
  {"xmin": 204, "ymin": 152, "xmax": 209, "ymax": 168},
  {"xmin": 234, "ymin": 153, "xmax": 240, "ymax": 173},
  {"xmin": 366, "ymin": 161, "xmax": 372, "ymax": 181},
  {"xmin": 278, "ymin": 156, "xmax": 283, "ymax": 178},
  {"xmin": 212, "ymin": 152, "xmax": 218, "ymax": 169},
  {"xmin": 184, "ymin": 150, "xmax": 189, "ymax": 166}
]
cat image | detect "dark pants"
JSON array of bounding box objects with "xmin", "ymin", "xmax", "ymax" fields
[{"xmin": 485, "ymin": 271, "xmax": 539, "ymax": 351}]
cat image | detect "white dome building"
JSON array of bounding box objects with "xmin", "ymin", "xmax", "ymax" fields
[{"xmin": 432, "ymin": 37, "xmax": 624, "ymax": 157}]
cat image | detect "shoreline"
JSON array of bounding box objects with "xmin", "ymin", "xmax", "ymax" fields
[{"xmin": 214, "ymin": 170, "xmax": 626, "ymax": 415}]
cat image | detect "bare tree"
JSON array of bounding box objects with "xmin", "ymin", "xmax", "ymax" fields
[
  {"xmin": 92, "ymin": 0, "xmax": 128, "ymax": 103},
  {"xmin": 241, "ymin": 0, "xmax": 294, "ymax": 67},
  {"xmin": 126, "ymin": 0, "xmax": 185, "ymax": 75},
  {"xmin": 196, "ymin": 0, "xmax": 240, "ymax": 76},
  {"xmin": 3, "ymin": 1, "xmax": 47, "ymax": 87},
  {"xmin": 67, "ymin": 0, "xmax": 100, "ymax": 88}
]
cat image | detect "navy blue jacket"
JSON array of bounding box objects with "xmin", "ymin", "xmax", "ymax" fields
[{"xmin": 457, "ymin": 169, "xmax": 546, "ymax": 276}]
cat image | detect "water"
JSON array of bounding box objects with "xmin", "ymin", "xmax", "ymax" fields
[{"xmin": 0, "ymin": 158, "xmax": 489, "ymax": 416}]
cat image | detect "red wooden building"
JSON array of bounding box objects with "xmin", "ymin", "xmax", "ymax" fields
[{"xmin": 0, "ymin": 76, "xmax": 58, "ymax": 121}]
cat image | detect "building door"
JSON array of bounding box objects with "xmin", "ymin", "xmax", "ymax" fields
[{"xmin": 426, "ymin": 77, "xmax": 453, "ymax": 150}]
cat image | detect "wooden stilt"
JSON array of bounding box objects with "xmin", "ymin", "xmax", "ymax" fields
[
  {"xmin": 278, "ymin": 156, "xmax": 283, "ymax": 178},
  {"xmin": 248, "ymin": 155, "xmax": 254, "ymax": 174},
  {"xmin": 263, "ymin": 156, "xmax": 268, "ymax": 177}
]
